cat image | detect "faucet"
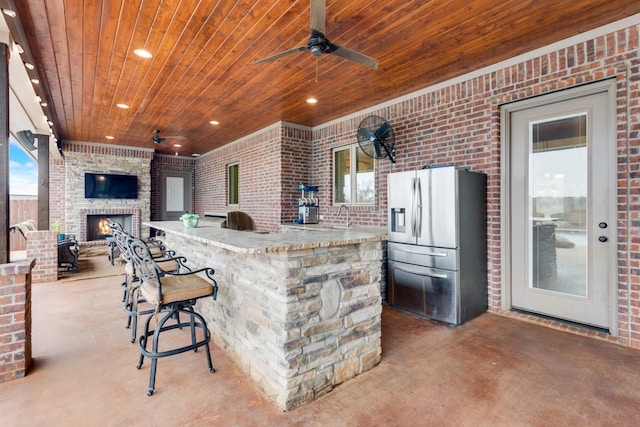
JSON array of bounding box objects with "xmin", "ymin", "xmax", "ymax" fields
[{"xmin": 337, "ymin": 205, "xmax": 350, "ymax": 227}]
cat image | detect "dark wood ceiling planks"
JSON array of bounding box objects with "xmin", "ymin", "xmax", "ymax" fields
[{"xmin": 3, "ymin": 0, "xmax": 639, "ymax": 155}]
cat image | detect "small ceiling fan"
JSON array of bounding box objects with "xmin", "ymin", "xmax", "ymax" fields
[
  {"xmin": 357, "ymin": 115, "xmax": 396, "ymax": 163},
  {"xmin": 152, "ymin": 129, "xmax": 186, "ymax": 145},
  {"xmin": 254, "ymin": 0, "xmax": 378, "ymax": 70}
]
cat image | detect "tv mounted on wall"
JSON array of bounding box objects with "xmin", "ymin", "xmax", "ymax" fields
[{"xmin": 84, "ymin": 173, "xmax": 138, "ymax": 199}]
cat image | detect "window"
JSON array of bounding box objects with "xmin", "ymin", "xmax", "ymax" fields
[
  {"xmin": 333, "ymin": 144, "xmax": 375, "ymax": 205},
  {"xmin": 228, "ymin": 163, "xmax": 239, "ymax": 205}
]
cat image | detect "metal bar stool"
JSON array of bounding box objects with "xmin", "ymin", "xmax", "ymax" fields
[
  {"xmin": 126, "ymin": 235, "xmax": 218, "ymax": 396},
  {"xmin": 111, "ymin": 227, "xmax": 188, "ymax": 343}
]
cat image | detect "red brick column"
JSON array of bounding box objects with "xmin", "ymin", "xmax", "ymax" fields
[
  {"xmin": 0, "ymin": 259, "xmax": 35, "ymax": 383},
  {"xmin": 26, "ymin": 230, "xmax": 58, "ymax": 283}
]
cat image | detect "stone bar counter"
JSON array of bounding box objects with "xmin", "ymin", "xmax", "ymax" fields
[{"xmin": 144, "ymin": 221, "xmax": 388, "ymax": 411}]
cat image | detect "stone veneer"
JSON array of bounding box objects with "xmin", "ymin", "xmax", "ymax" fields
[
  {"xmin": 163, "ymin": 231, "xmax": 383, "ymax": 411},
  {"xmin": 58, "ymin": 142, "xmax": 153, "ymax": 242}
]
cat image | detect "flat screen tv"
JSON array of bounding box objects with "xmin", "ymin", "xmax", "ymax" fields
[{"xmin": 84, "ymin": 173, "xmax": 138, "ymax": 199}]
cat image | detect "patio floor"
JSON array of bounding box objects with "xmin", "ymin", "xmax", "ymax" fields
[{"xmin": 1, "ymin": 268, "xmax": 639, "ymax": 426}]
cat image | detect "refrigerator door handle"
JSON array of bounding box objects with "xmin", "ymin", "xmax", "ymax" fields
[
  {"xmin": 392, "ymin": 263, "xmax": 449, "ymax": 279},
  {"xmin": 395, "ymin": 247, "xmax": 449, "ymax": 257},
  {"xmin": 411, "ymin": 177, "xmax": 417, "ymax": 237},
  {"xmin": 416, "ymin": 177, "xmax": 422, "ymax": 238}
]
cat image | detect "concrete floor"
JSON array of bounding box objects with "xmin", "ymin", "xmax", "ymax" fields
[{"xmin": 1, "ymin": 273, "xmax": 640, "ymax": 426}]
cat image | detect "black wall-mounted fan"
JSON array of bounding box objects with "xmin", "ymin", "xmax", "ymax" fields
[
  {"xmin": 254, "ymin": 0, "xmax": 378, "ymax": 69},
  {"xmin": 152, "ymin": 129, "xmax": 186, "ymax": 145},
  {"xmin": 357, "ymin": 115, "xmax": 396, "ymax": 163}
]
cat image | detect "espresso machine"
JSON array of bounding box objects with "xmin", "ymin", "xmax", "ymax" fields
[{"xmin": 296, "ymin": 185, "xmax": 319, "ymax": 224}]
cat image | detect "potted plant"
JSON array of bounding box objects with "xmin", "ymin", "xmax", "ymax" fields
[
  {"xmin": 179, "ymin": 213, "xmax": 200, "ymax": 228},
  {"xmin": 52, "ymin": 219, "xmax": 65, "ymax": 240}
]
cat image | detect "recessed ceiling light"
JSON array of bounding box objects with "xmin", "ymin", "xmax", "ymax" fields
[
  {"xmin": 173, "ymin": 144, "xmax": 182, "ymax": 148},
  {"xmin": 209, "ymin": 120, "xmax": 219, "ymax": 125},
  {"xmin": 116, "ymin": 103, "xmax": 129, "ymax": 109},
  {"xmin": 105, "ymin": 135, "xmax": 115, "ymax": 140},
  {"xmin": 133, "ymin": 48, "xmax": 153, "ymax": 58},
  {"xmin": 40, "ymin": 102, "xmax": 47, "ymax": 107},
  {"xmin": 306, "ymin": 97, "xmax": 318, "ymax": 104},
  {"xmin": 31, "ymin": 78, "xmax": 39, "ymax": 84},
  {"xmin": 24, "ymin": 62, "xmax": 34, "ymax": 70},
  {"xmin": 14, "ymin": 43, "xmax": 23, "ymax": 54},
  {"xmin": 47, "ymin": 121, "xmax": 53, "ymax": 126},
  {"xmin": 2, "ymin": 9, "xmax": 16, "ymax": 18},
  {"xmin": 191, "ymin": 153, "xmax": 201, "ymax": 157}
]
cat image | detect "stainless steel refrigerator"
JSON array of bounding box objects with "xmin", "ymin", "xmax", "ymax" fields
[{"xmin": 387, "ymin": 166, "xmax": 487, "ymax": 325}]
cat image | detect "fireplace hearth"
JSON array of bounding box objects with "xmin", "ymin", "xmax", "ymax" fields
[{"xmin": 87, "ymin": 214, "xmax": 132, "ymax": 241}]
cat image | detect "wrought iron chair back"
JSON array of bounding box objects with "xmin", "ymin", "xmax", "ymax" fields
[{"xmin": 124, "ymin": 234, "xmax": 219, "ymax": 396}]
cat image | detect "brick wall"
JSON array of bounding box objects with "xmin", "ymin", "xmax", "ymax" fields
[
  {"xmin": 194, "ymin": 122, "xmax": 312, "ymax": 231},
  {"xmin": 280, "ymin": 124, "xmax": 313, "ymax": 224},
  {"xmin": 311, "ymin": 25, "xmax": 639, "ymax": 348},
  {"xmin": 49, "ymin": 158, "xmax": 65, "ymax": 231},
  {"xmin": 0, "ymin": 259, "xmax": 34, "ymax": 383},
  {"xmin": 26, "ymin": 230, "xmax": 57, "ymax": 283}
]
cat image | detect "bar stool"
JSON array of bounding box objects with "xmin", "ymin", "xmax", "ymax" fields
[
  {"xmin": 106, "ymin": 218, "xmax": 173, "ymax": 303},
  {"xmin": 126, "ymin": 234, "xmax": 218, "ymax": 396},
  {"xmin": 111, "ymin": 227, "xmax": 188, "ymax": 343}
]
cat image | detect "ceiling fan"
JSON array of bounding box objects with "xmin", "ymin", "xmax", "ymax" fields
[
  {"xmin": 254, "ymin": 0, "xmax": 378, "ymax": 70},
  {"xmin": 152, "ymin": 129, "xmax": 186, "ymax": 145}
]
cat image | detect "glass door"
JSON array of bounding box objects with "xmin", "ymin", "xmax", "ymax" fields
[{"xmin": 508, "ymin": 85, "xmax": 613, "ymax": 329}]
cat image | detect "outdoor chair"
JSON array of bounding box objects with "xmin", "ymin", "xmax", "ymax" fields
[
  {"xmin": 57, "ymin": 234, "xmax": 79, "ymax": 272},
  {"xmin": 223, "ymin": 210, "xmax": 256, "ymax": 231},
  {"xmin": 110, "ymin": 226, "xmax": 187, "ymax": 343},
  {"xmin": 107, "ymin": 218, "xmax": 173, "ymax": 299},
  {"xmin": 126, "ymin": 234, "xmax": 218, "ymax": 396},
  {"xmin": 8, "ymin": 219, "xmax": 38, "ymax": 239}
]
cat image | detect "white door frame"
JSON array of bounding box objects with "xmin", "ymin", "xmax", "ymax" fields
[{"xmin": 500, "ymin": 79, "xmax": 618, "ymax": 335}]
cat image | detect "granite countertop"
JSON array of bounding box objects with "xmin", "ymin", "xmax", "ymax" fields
[{"xmin": 144, "ymin": 221, "xmax": 388, "ymax": 254}]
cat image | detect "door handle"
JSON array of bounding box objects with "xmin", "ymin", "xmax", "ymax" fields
[{"xmin": 598, "ymin": 236, "xmax": 608, "ymax": 242}]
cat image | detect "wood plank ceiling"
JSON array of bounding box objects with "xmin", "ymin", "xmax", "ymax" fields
[{"xmin": 2, "ymin": 0, "xmax": 639, "ymax": 156}]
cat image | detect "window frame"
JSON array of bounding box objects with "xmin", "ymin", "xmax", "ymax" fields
[
  {"xmin": 332, "ymin": 143, "xmax": 375, "ymax": 206},
  {"xmin": 228, "ymin": 162, "xmax": 239, "ymax": 206}
]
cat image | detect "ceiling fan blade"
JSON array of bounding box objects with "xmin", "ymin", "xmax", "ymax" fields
[
  {"xmin": 254, "ymin": 46, "xmax": 308, "ymax": 64},
  {"xmin": 328, "ymin": 43, "xmax": 378, "ymax": 69},
  {"xmin": 162, "ymin": 135, "xmax": 187, "ymax": 140},
  {"xmin": 310, "ymin": 0, "xmax": 326, "ymax": 34}
]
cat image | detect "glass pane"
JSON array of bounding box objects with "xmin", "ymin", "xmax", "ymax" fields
[
  {"xmin": 166, "ymin": 177, "xmax": 184, "ymax": 211},
  {"xmin": 228, "ymin": 164, "xmax": 239, "ymax": 205},
  {"xmin": 334, "ymin": 149, "xmax": 351, "ymax": 203},
  {"xmin": 355, "ymin": 147, "xmax": 374, "ymax": 203},
  {"xmin": 529, "ymin": 114, "xmax": 587, "ymax": 297}
]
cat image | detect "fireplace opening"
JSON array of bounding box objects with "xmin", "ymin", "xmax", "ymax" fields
[{"xmin": 87, "ymin": 214, "xmax": 132, "ymax": 241}]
